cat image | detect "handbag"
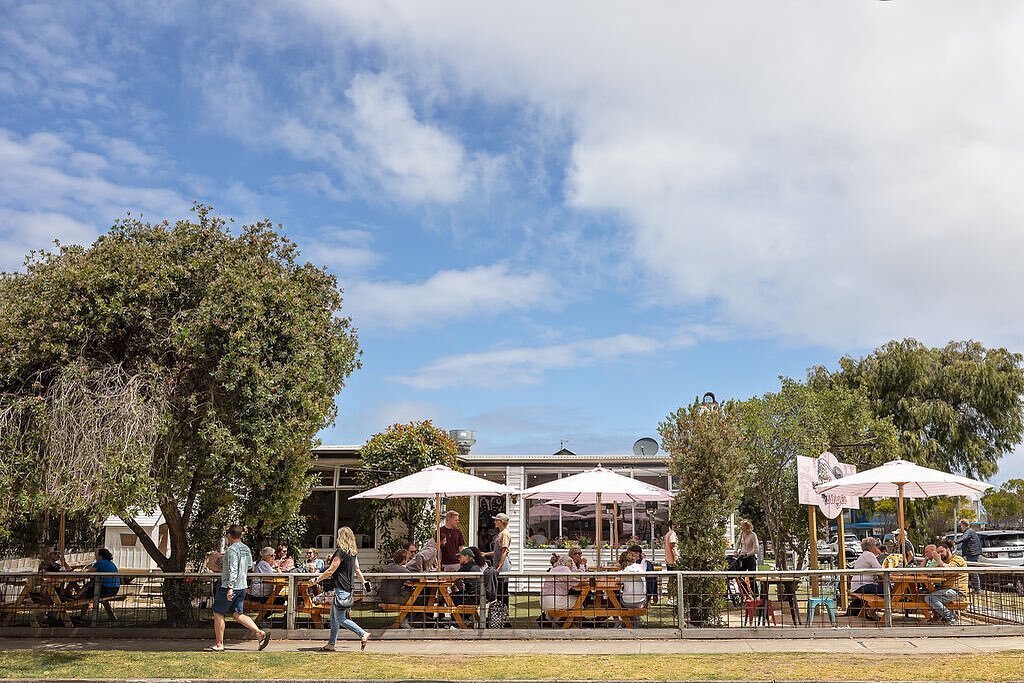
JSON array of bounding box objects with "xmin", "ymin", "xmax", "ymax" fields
[
  {"xmin": 334, "ymin": 589, "xmax": 355, "ymax": 609},
  {"xmin": 486, "ymin": 601, "xmax": 510, "ymax": 628}
]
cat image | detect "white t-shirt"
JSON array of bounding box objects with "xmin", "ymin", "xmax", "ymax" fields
[
  {"xmin": 620, "ymin": 563, "xmax": 647, "ymax": 606},
  {"xmin": 664, "ymin": 529, "xmax": 678, "ymax": 565}
]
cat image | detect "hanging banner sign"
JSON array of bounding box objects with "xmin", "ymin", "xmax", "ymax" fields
[{"xmin": 796, "ymin": 451, "xmax": 859, "ymax": 519}]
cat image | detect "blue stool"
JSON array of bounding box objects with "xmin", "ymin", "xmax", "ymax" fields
[{"xmin": 806, "ymin": 596, "xmax": 836, "ymax": 626}]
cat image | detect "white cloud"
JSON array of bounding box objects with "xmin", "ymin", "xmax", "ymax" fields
[
  {"xmin": 301, "ymin": 226, "xmax": 381, "ymax": 274},
  {"xmin": 286, "ymin": 1, "xmax": 1024, "ymax": 350},
  {"xmin": 0, "ymin": 128, "xmax": 186, "ymax": 270},
  {"xmin": 346, "ymin": 264, "xmax": 553, "ymax": 332},
  {"xmin": 391, "ymin": 333, "xmax": 673, "ymax": 390},
  {"xmin": 199, "ymin": 64, "xmax": 487, "ymax": 204}
]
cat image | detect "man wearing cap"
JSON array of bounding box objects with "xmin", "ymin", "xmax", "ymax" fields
[
  {"xmin": 439, "ymin": 510, "xmax": 466, "ymax": 572},
  {"xmin": 452, "ymin": 547, "xmax": 483, "ymax": 605}
]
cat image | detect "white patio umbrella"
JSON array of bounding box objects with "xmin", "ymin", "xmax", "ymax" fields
[
  {"xmin": 351, "ymin": 465, "xmax": 515, "ymax": 570},
  {"xmin": 814, "ymin": 459, "xmax": 993, "ymax": 556},
  {"xmin": 519, "ymin": 466, "xmax": 674, "ymax": 567}
]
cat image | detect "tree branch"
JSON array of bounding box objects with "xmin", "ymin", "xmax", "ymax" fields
[{"xmin": 120, "ymin": 513, "xmax": 169, "ymax": 570}]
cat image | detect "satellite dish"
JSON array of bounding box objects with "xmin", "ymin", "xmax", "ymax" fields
[{"xmin": 633, "ymin": 437, "xmax": 659, "ymax": 456}]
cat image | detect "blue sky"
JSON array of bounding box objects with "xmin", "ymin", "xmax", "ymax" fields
[{"xmin": 2, "ymin": 1, "xmax": 1023, "ymax": 481}]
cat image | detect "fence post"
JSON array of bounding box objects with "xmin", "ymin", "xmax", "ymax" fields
[
  {"xmin": 478, "ymin": 574, "xmax": 486, "ymax": 632},
  {"xmin": 89, "ymin": 576, "xmax": 101, "ymax": 626},
  {"xmin": 286, "ymin": 574, "xmax": 296, "ymax": 632},
  {"xmin": 882, "ymin": 570, "xmax": 892, "ymax": 628},
  {"xmin": 675, "ymin": 572, "xmax": 685, "ymax": 631}
]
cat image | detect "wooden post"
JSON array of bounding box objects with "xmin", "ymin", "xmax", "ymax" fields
[
  {"xmin": 896, "ymin": 483, "xmax": 907, "ymax": 564},
  {"xmin": 58, "ymin": 512, "xmax": 66, "ymax": 566},
  {"xmin": 435, "ymin": 493, "xmax": 442, "ymax": 572},
  {"xmin": 612, "ymin": 502, "xmax": 619, "ymax": 549},
  {"xmin": 836, "ymin": 512, "xmax": 848, "ymax": 610},
  {"xmin": 807, "ymin": 506, "xmax": 819, "ymax": 596},
  {"xmin": 596, "ymin": 493, "xmax": 603, "ymax": 569}
]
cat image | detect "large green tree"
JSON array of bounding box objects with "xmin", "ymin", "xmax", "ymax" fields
[
  {"xmin": 734, "ymin": 379, "xmax": 898, "ymax": 568},
  {"xmin": 809, "ymin": 339, "xmax": 1024, "ymax": 479},
  {"xmin": 0, "ymin": 206, "xmax": 360, "ymax": 587},
  {"xmin": 983, "ymin": 479, "xmax": 1024, "ymax": 530},
  {"xmin": 660, "ymin": 399, "xmax": 746, "ymax": 626},
  {"xmin": 357, "ymin": 420, "xmax": 459, "ymax": 565}
]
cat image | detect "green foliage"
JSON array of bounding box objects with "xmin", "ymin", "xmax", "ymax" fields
[
  {"xmin": 0, "ymin": 205, "xmax": 361, "ymax": 580},
  {"xmin": 983, "ymin": 479, "xmax": 1024, "ymax": 530},
  {"xmin": 357, "ymin": 421, "xmax": 459, "ymax": 564},
  {"xmin": 810, "ymin": 339, "xmax": 1024, "ymax": 479},
  {"xmin": 734, "ymin": 379, "xmax": 898, "ymax": 569},
  {"xmin": 660, "ymin": 399, "xmax": 746, "ymax": 626}
]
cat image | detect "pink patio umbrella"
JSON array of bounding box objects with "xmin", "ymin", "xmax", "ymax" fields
[{"xmin": 519, "ymin": 466, "xmax": 673, "ymax": 567}]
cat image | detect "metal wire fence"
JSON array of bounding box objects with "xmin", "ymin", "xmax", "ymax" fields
[{"xmin": 2, "ymin": 566, "xmax": 1023, "ymax": 632}]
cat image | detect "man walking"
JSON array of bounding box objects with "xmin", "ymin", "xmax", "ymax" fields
[
  {"xmin": 439, "ymin": 510, "xmax": 466, "ymax": 572},
  {"xmin": 957, "ymin": 520, "xmax": 983, "ymax": 593},
  {"xmin": 208, "ymin": 524, "xmax": 271, "ymax": 652}
]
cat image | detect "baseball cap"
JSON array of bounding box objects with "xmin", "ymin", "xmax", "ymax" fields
[
  {"xmin": 459, "ymin": 548, "xmax": 475, "ymax": 557},
  {"xmin": 494, "ymin": 513, "xmax": 510, "ymax": 522}
]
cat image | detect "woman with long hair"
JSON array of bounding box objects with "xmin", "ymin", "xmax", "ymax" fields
[{"xmin": 311, "ymin": 527, "xmax": 369, "ymax": 651}]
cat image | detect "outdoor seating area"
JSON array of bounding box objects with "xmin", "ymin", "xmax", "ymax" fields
[{"xmin": 3, "ymin": 566, "xmax": 1024, "ymax": 633}]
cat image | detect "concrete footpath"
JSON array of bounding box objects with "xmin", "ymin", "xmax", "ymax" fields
[{"xmin": 2, "ymin": 636, "xmax": 1022, "ymax": 655}]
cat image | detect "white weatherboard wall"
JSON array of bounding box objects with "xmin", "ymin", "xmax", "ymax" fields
[{"xmin": 506, "ymin": 466, "xmax": 525, "ymax": 571}]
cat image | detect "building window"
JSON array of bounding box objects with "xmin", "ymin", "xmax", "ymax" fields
[
  {"xmin": 301, "ymin": 490, "xmax": 336, "ymax": 549},
  {"xmin": 119, "ymin": 533, "xmax": 137, "ymax": 547}
]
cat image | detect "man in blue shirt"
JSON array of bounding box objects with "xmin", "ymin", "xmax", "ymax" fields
[{"xmin": 209, "ymin": 524, "xmax": 271, "ymax": 652}]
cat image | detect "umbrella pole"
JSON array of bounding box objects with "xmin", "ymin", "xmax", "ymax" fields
[
  {"xmin": 897, "ymin": 483, "xmax": 907, "ymax": 564},
  {"xmin": 596, "ymin": 493, "xmax": 602, "ymax": 569},
  {"xmin": 435, "ymin": 493, "xmax": 442, "ymax": 572}
]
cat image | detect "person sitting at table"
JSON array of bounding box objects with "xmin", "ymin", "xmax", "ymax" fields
[
  {"xmin": 405, "ymin": 539, "xmax": 438, "ymax": 572},
  {"xmin": 923, "ymin": 540, "xmax": 968, "ymax": 625},
  {"xmin": 303, "ymin": 548, "xmax": 325, "ymax": 573},
  {"xmin": 882, "ymin": 543, "xmax": 914, "ymax": 569},
  {"xmin": 849, "ymin": 537, "xmax": 883, "ymax": 619},
  {"xmin": 921, "ymin": 544, "xmax": 938, "ymax": 567},
  {"xmin": 629, "ymin": 544, "xmax": 658, "ymax": 605},
  {"xmin": 249, "ymin": 547, "xmax": 281, "ymax": 603},
  {"xmin": 452, "ymin": 547, "xmax": 484, "ymax": 606},
  {"xmin": 566, "ymin": 546, "xmax": 588, "ymax": 571},
  {"xmin": 540, "ymin": 554, "xmax": 574, "ymax": 624},
  {"xmin": 275, "ymin": 545, "xmax": 295, "ymax": 572},
  {"xmin": 67, "ymin": 548, "xmax": 121, "ymax": 603},
  {"xmin": 618, "ymin": 550, "xmax": 647, "ymax": 626},
  {"xmin": 378, "ymin": 548, "xmax": 414, "ymax": 627},
  {"xmin": 529, "ymin": 528, "xmax": 548, "ymax": 544}
]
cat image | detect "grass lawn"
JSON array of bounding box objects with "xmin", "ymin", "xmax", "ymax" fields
[{"xmin": 2, "ymin": 651, "xmax": 1024, "ymax": 680}]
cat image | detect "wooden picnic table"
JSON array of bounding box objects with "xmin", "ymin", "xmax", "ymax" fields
[
  {"xmin": 547, "ymin": 575, "xmax": 645, "ymax": 629},
  {"xmin": 0, "ymin": 573, "xmax": 123, "ymax": 626},
  {"xmin": 378, "ymin": 577, "xmax": 477, "ymax": 628},
  {"xmin": 243, "ymin": 575, "xmax": 289, "ymax": 624},
  {"xmin": 858, "ymin": 572, "xmax": 968, "ymax": 620}
]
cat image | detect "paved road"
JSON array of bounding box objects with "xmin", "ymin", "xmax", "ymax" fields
[{"xmin": 3, "ymin": 636, "xmax": 1023, "ymax": 655}]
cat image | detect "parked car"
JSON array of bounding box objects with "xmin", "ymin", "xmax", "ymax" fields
[
  {"xmin": 828, "ymin": 533, "xmax": 862, "ymax": 554},
  {"xmin": 943, "ymin": 529, "xmax": 1024, "ymax": 594}
]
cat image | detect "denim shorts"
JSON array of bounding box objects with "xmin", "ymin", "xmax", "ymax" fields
[{"xmin": 213, "ymin": 586, "xmax": 247, "ymax": 616}]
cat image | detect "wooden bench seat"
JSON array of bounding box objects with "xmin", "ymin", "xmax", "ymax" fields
[
  {"xmin": 859, "ymin": 593, "xmax": 968, "ymax": 614},
  {"xmin": 0, "ymin": 594, "xmax": 125, "ymax": 625}
]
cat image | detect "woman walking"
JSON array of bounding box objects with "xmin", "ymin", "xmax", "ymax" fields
[
  {"xmin": 311, "ymin": 527, "xmax": 369, "ymax": 651},
  {"xmin": 736, "ymin": 519, "xmax": 760, "ymax": 597}
]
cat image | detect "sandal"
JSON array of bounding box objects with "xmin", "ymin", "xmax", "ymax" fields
[
  {"xmin": 360, "ymin": 634, "xmax": 370, "ymax": 651},
  {"xmin": 319, "ymin": 644, "xmax": 336, "ymax": 652}
]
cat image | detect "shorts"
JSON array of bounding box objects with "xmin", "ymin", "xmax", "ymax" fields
[{"xmin": 213, "ymin": 586, "xmax": 247, "ymax": 616}]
